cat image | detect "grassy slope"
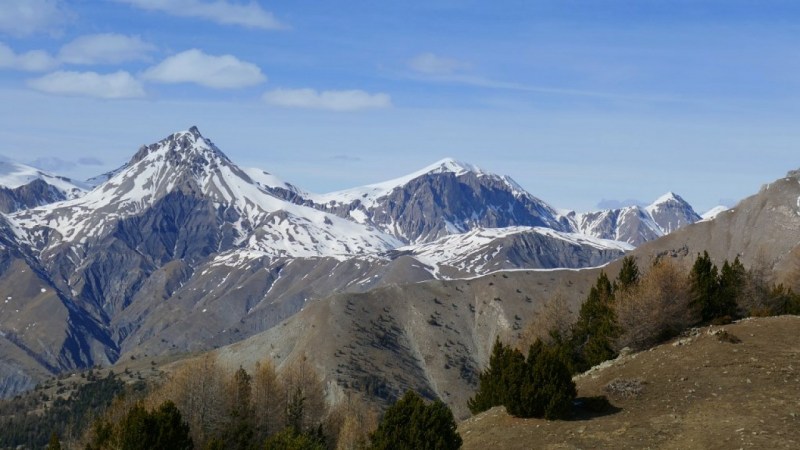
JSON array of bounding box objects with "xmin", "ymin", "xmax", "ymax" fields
[{"xmin": 460, "ymin": 315, "xmax": 800, "ymax": 449}]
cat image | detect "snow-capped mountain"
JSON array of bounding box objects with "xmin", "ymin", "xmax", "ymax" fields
[
  {"xmin": 0, "ymin": 127, "xmax": 698, "ymax": 398},
  {"xmin": 394, "ymin": 226, "xmax": 633, "ymax": 277},
  {"xmin": 564, "ymin": 192, "xmax": 702, "ymax": 246},
  {"xmin": 0, "ymin": 161, "xmax": 88, "ymax": 213},
  {"xmin": 268, "ymin": 157, "xmax": 572, "ymax": 244},
  {"xmin": 645, "ymin": 192, "xmax": 702, "ymax": 233},
  {"xmin": 12, "ymin": 127, "xmax": 399, "ymax": 259}
]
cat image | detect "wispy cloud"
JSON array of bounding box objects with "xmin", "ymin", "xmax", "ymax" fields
[
  {"xmin": 409, "ymin": 53, "xmax": 470, "ymax": 75},
  {"xmin": 59, "ymin": 33, "xmax": 157, "ymax": 65},
  {"xmin": 0, "ymin": 0, "xmax": 71, "ymax": 37},
  {"xmin": 263, "ymin": 88, "xmax": 392, "ymax": 112},
  {"xmin": 116, "ymin": 0, "xmax": 286, "ymax": 30},
  {"xmin": 143, "ymin": 49, "xmax": 266, "ymax": 88},
  {"xmin": 27, "ymin": 71, "xmax": 146, "ymax": 99},
  {"xmin": 0, "ymin": 43, "xmax": 58, "ymax": 72},
  {"xmin": 402, "ymin": 70, "xmax": 695, "ymax": 105}
]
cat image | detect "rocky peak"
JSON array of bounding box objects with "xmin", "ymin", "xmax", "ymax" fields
[
  {"xmin": 128, "ymin": 126, "xmax": 231, "ymax": 169},
  {"xmin": 646, "ymin": 192, "xmax": 701, "ymax": 234},
  {"xmin": 421, "ymin": 158, "xmax": 483, "ymax": 177},
  {"xmin": 647, "ymin": 192, "xmax": 688, "ymax": 209}
]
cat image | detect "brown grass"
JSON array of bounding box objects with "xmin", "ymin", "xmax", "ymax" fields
[{"xmin": 459, "ymin": 316, "xmax": 800, "ymax": 449}]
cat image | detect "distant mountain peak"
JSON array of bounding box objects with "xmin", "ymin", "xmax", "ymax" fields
[
  {"xmin": 648, "ymin": 191, "xmax": 689, "ymax": 208},
  {"xmin": 0, "ymin": 161, "xmax": 88, "ymax": 212},
  {"xmin": 421, "ymin": 158, "xmax": 482, "ymax": 176},
  {"xmin": 129, "ymin": 126, "xmax": 229, "ymax": 167}
]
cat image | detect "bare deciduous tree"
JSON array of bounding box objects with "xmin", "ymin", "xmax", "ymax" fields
[
  {"xmin": 154, "ymin": 354, "xmax": 227, "ymax": 446},
  {"xmin": 252, "ymin": 359, "xmax": 283, "ymax": 441},
  {"xmin": 615, "ymin": 259, "xmax": 694, "ymax": 351},
  {"xmin": 326, "ymin": 392, "xmax": 379, "ymax": 450},
  {"xmin": 518, "ymin": 290, "xmax": 576, "ymax": 350},
  {"xmin": 278, "ymin": 354, "xmax": 326, "ymax": 433}
]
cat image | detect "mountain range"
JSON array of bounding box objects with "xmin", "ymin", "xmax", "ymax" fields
[{"xmin": 0, "ymin": 127, "xmax": 713, "ymax": 397}]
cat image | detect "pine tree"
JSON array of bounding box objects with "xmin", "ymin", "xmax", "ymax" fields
[
  {"xmin": 470, "ymin": 339, "xmax": 576, "ymax": 420},
  {"xmin": 468, "ymin": 339, "xmax": 523, "ymax": 414},
  {"xmin": 571, "ymin": 272, "xmax": 619, "ymax": 371},
  {"xmin": 89, "ymin": 401, "xmax": 193, "ymax": 450},
  {"xmin": 504, "ymin": 340, "xmax": 576, "ymax": 420},
  {"xmin": 116, "ymin": 403, "xmax": 154, "ymax": 450},
  {"xmin": 152, "ymin": 401, "xmax": 193, "ymax": 450},
  {"xmin": 370, "ymin": 391, "xmax": 461, "ymax": 450},
  {"xmin": 689, "ymin": 251, "xmax": 720, "ymax": 321},
  {"xmin": 615, "ymin": 256, "xmax": 640, "ymax": 292},
  {"xmin": 718, "ymin": 257, "xmax": 745, "ymax": 318}
]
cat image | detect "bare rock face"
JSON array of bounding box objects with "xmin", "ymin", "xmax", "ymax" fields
[
  {"xmin": 564, "ymin": 192, "xmax": 702, "ymax": 246},
  {"xmin": 646, "ymin": 192, "xmax": 702, "ymax": 233},
  {"xmin": 361, "ymin": 171, "xmax": 570, "ymax": 243},
  {"xmin": 265, "ymin": 158, "xmax": 571, "ymax": 244},
  {"xmin": 0, "ymin": 179, "xmax": 68, "ymax": 213}
]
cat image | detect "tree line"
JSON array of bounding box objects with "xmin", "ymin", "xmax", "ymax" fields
[{"xmin": 68, "ymin": 352, "xmax": 463, "ymax": 450}]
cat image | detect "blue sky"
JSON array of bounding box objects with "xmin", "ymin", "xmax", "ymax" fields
[{"xmin": 1, "ymin": 1, "xmax": 800, "ymax": 212}]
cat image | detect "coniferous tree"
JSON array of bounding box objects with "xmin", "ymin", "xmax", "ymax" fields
[
  {"xmin": 718, "ymin": 257, "xmax": 745, "ymax": 318},
  {"xmin": 152, "ymin": 401, "xmax": 193, "ymax": 450},
  {"xmin": 470, "ymin": 339, "xmax": 576, "ymax": 420},
  {"xmin": 615, "ymin": 256, "xmax": 640, "ymax": 292},
  {"xmin": 115, "ymin": 403, "xmax": 154, "ymax": 450},
  {"xmin": 370, "ymin": 391, "xmax": 461, "ymax": 450},
  {"xmin": 87, "ymin": 401, "xmax": 193, "ymax": 450},
  {"xmin": 571, "ymin": 272, "xmax": 618, "ymax": 371},
  {"xmin": 468, "ymin": 339, "xmax": 523, "ymax": 414},
  {"xmin": 689, "ymin": 251, "xmax": 720, "ymax": 321},
  {"xmin": 506, "ymin": 341, "xmax": 576, "ymax": 420}
]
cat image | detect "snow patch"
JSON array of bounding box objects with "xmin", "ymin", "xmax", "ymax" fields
[{"xmin": 701, "ymin": 205, "xmax": 729, "ymax": 221}]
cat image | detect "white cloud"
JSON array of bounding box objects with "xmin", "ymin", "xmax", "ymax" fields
[
  {"xmin": 27, "ymin": 71, "xmax": 146, "ymax": 99},
  {"xmin": 263, "ymin": 88, "xmax": 392, "ymax": 112},
  {"xmin": 409, "ymin": 53, "xmax": 470, "ymax": 75},
  {"xmin": 0, "ymin": 43, "xmax": 58, "ymax": 72},
  {"xmin": 0, "ymin": 0, "xmax": 70, "ymax": 37},
  {"xmin": 116, "ymin": 0, "xmax": 286, "ymax": 30},
  {"xmin": 59, "ymin": 34, "xmax": 157, "ymax": 65},
  {"xmin": 142, "ymin": 49, "xmax": 266, "ymax": 89}
]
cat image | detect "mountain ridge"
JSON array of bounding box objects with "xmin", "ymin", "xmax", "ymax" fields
[
  {"xmin": 0, "ymin": 127, "xmax": 715, "ymax": 400},
  {"xmin": 0, "ymin": 127, "xmax": 634, "ymax": 398}
]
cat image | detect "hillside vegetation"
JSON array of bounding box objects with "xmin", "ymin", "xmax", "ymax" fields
[{"xmin": 460, "ymin": 315, "xmax": 800, "ymax": 449}]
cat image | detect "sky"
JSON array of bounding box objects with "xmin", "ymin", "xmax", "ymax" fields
[{"xmin": 1, "ymin": 1, "xmax": 800, "ymax": 212}]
